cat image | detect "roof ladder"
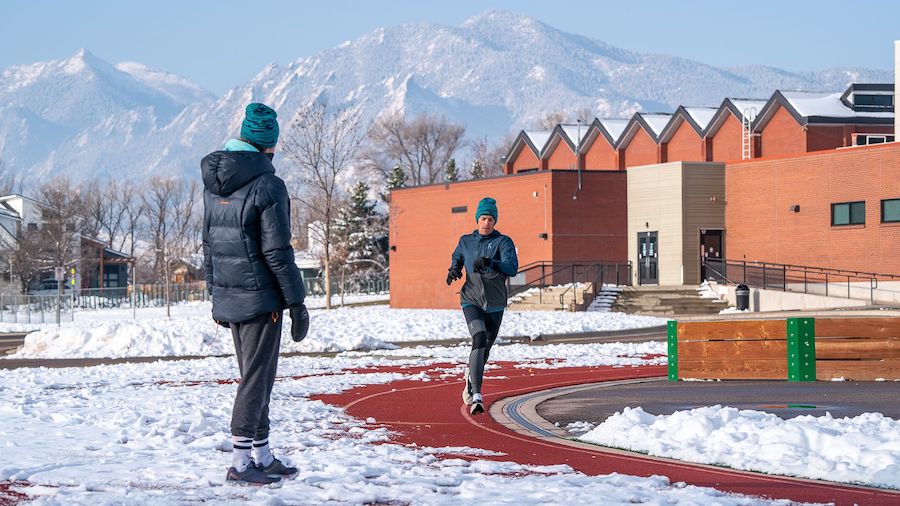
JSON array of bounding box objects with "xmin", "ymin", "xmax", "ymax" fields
[{"xmin": 741, "ymin": 107, "xmax": 757, "ymax": 160}]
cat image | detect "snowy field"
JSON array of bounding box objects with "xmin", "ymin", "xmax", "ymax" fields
[
  {"xmin": 5, "ymin": 301, "xmax": 666, "ymax": 359},
  {"xmin": 0, "ymin": 350, "xmax": 796, "ymax": 505},
  {"xmin": 578, "ymin": 405, "xmax": 900, "ymax": 490}
]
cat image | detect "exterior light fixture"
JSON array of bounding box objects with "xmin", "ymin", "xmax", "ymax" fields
[{"xmin": 790, "ymin": 205, "xmax": 800, "ymax": 213}]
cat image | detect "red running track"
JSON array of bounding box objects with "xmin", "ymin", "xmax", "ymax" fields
[{"xmin": 313, "ymin": 362, "xmax": 900, "ymax": 506}]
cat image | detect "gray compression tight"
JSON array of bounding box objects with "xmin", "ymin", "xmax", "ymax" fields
[{"xmin": 463, "ymin": 306, "xmax": 504, "ymax": 395}]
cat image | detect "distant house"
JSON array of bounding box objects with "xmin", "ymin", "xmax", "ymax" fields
[
  {"xmin": 78, "ymin": 236, "xmax": 132, "ymax": 290},
  {"xmin": 0, "ymin": 194, "xmax": 133, "ymax": 292},
  {"xmin": 171, "ymin": 254, "xmax": 204, "ymax": 284}
]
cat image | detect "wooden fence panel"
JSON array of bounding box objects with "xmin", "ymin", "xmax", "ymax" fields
[{"xmin": 677, "ymin": 320, "xmax": 786, "ymax": 341}]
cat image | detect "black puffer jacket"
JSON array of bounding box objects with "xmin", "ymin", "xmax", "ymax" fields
[{"xmin": 201, "ymin": 150, "xmax": 305, "ymax": 322}]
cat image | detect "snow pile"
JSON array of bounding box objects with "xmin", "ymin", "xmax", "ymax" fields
[
  {"xmin": 8, "ymin": 302, "xmax": 665, "ymax": 359},
  {"xmin": 354, "ymin": 341, "xmax": 667, "ymax": 369},
  {"xmin": 697, "ymin": 280, "xmax": 723, "ymax": 300},
  {"xmin": 578, "ymin": 405, "xmax": 900, "ymax": 489}
]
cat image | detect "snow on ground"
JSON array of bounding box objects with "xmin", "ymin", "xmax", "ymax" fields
[
  {"xmin": 7, "ymin": 301, "xmax": 666, "ymax": 359},
  {"xmin": 349, "ymin": 341, "xmax": 667, "ymax": 370},
  {"xmin": 578, "ymin": 405, "xmax": 900, "ymax": 490},
  {"xmin": 0, "ymin": 354, "xmax": 795, "ymax": 505}
]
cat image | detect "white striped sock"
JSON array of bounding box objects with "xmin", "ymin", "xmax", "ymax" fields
[
  {"xmin": 252, "ymin": 438, "xmax": 274, "ymax": 467},
  {"xmin": 232, "ymin": 436, "xmax": 253, "ymax": 471}
]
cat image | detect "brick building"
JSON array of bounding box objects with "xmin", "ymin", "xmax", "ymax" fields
[
  {"xmin": 389, "ymin": 171, "xmax": 626, "ymax": 308},
  {"xmin": 726, "ymin": 141, "xmax": 900, "ymax": 274}
]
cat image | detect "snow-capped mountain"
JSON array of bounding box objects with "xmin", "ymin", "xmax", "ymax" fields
[{"xmin": 0, "ymin": 11, "xmax": 892, "ymax": 182}]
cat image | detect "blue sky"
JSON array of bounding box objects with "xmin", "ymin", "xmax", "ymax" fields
[{"xmin": 4, "ymin": 0, "xmax": 898, "ymax": 94}]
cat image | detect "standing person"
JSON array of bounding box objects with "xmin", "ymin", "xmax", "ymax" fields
[
  {"xmin": 201, "ymin": 103, "xmax": 310, "ymax": 487},
  {"xmin": 446, "ymin": 197, "xmax": 518, "ymax": 415}
]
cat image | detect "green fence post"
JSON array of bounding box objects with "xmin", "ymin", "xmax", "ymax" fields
[
  {"xmin": 787, "ymin": 318, "xmax": 816, "ymax": 382},
  {"xmin": 667, "ymin": 320, "xmax": 678, "ymax": 382}
]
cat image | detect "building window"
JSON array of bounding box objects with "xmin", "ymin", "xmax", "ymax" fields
[
  {"xmin": 882, "ymin": 199, "xmax": 900, "ymax": 223},
  {"xmin": 854, "ymin": 94, "xmax": 893, "ymax": 108},
  {"xmin": 831, "ymin": 201, "xmax": 865, "ymax": 226},
  {"xmin": 451, "ymin": 206, "xmax": 468, "ymax": 214},
  {"xmin": 854, "ymin": 134, "xmax": 895, "ymax": 146}
]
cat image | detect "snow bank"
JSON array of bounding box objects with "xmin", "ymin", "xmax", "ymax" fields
[
  {"xmin": 579, "ymin": 405, "xmax": 900, "ymax": 489},
  {"xmin": 8, "ymin": 302, "xmax": 665, "ymax": 359}
]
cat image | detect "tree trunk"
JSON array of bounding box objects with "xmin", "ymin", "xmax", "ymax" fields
[{"xmin": 324, "ymin": 259, "xmax": 332, "ymax": 310}]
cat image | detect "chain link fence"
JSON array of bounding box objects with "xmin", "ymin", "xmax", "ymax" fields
[{"xmin": 0, "ymin": 293, "xmax": 76, "ymax": 323}]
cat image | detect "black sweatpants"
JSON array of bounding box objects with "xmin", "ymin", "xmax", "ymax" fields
[
  {"xmin": 463, "ymin": 306, "xmax": 504, "ymax": 395},
  {"xmin": 230, "ymin": 311, "xmax": 282, "ymax": 440}
]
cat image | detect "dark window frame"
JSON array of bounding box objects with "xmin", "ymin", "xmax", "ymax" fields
[
  {"xmin": 881, "ymin": 198, "xmax": 900, "ymax": 223},
  {"xmin": 831, "ymin": 201, "xmax": 866, "ymax": 226}
]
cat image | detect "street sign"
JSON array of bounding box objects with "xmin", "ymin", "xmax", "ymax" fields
[{"xmin": 54, "ymin": 267, "xmax": 65, "ymax": 281}]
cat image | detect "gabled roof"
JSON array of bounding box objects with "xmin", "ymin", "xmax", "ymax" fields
[
  {"xmin": 703, "ymin": 98, "xmax": 768, "ymax": 138},
  {"xmin": 839, "ymin": 83, "xmax": 893, "ymax": 112},
  {"xmin": 754, "ymin": 90, "xmax": 894, "ymax": 130},
  {"xmin": 504, "ymin": 129, "xmax": 552, "ymax": 165},
  {"xmin": 542, "ymin": 123, "xmax": 589, "ymax": 158},
  {"xmin": 618, "ymin": 112, "xmax": 673, "ymax": 148},
  {"xmin": 581, "ymin": 118, "xmax": 630, "ymax": 152},
  {"xmin": 659, "ymin": 106, "xmax": 717, "ymax": 142},
  {"xmin": 80, "ymin": 235, "xmax": 133, "ymax": 259}
]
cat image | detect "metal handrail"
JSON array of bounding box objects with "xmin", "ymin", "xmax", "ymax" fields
[{"xmin": 702, "ymin": 258, "xmax": 898, "ymax": 304}]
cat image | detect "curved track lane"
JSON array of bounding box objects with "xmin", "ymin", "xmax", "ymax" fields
[{"xmin": 313, "ymin": 362, "xmax": 900, "ymax": 506}]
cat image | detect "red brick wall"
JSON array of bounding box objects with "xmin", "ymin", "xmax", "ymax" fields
[
  {"xmin": 583, "ymin": 136, "xmax": 618, "ymax": 170},
  {"xmin": 758, "ymin": 105, "xmax": 805, "ymax": 158},
  {"xmin": 709, "ymin": 113, "xmax": 746, "ymax": 162},
  {"xmin": 389, "ymin": 171, "xmax": 629, "ymax": 308},
  {"xmin": 551, "ymin": 171, "xmax": 628, "ymax": 263},
  {"xmin": 545, "ymin": 140, "xmax": 577, "ymax": 170},
  {"xmin": 665, "ymin": 121, "xmax": 706, "ymax": 163},
  {"xmin": 726, "ymin": 142, "xmax": 900, "ymax": 275},
  {"xmin": 621, "ymin": 128, "xmax": 659, "ymax": 168},
  {"xmin": 509, "ymin": 145, "xmax": 542, "ymax": 173}
]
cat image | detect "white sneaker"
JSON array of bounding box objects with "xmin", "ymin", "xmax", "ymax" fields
[
  {"xmin": 461, "ymin": 368, "xmax": 473, "ymax": 406},
  {"xmin": 470, "ymin": 393, "xmax": 484, "ymax": 415}
]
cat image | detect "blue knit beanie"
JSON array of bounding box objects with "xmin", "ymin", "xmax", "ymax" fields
[
  {"xmin": 475, "ymin": 197, "xmax": 498, "ymax": 222},
  {"xmin": 240, "ymin": 103, "xmax": 279, "ymax": 148}
]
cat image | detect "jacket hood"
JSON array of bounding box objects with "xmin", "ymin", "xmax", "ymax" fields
[{"xmin": 201, "ymin": 151, "xmax": 275, "ymax": 196}]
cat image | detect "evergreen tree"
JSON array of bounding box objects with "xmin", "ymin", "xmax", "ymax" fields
[
  {"xmin": 470, "ymin": 159, "xmax": 485, "ymax": 179},
  {"xmin": 387, "ymin": 164, "xmax": 408, "ymax": 190},
  {"xmin": 444, "ymin": 158, "xmax": 459, "ymax": 182},
  {"xmin": 336, "ymin": 181, "xmax": 388, "ymax": 283}
]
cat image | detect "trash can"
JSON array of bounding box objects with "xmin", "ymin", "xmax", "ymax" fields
[{"xmin": 735, "ymin": 284, "xmax": 750, "ymax": 311}]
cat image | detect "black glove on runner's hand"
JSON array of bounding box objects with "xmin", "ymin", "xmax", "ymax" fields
[
  {"xmin": 290, "ymin": 304, "xmax": 310, "ymax": 342},
  {"xmin": 446, "ymin": 267, "xmax": 462, "ymax": 285},
  {"xmin": 473, "ymin": 257, "xmax": 492, "ymax": 272}
]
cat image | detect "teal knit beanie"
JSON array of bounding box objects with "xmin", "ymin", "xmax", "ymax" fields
[
  {"xmin": 475, "ymin": 197, "xmax": 498, "ymax": 223},
  {"xmin": 241, "ymin": 103, "xmax": 279, "ymax": 148}
]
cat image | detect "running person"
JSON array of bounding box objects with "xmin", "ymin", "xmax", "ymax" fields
[{"xmin": 446, "ymin": 197, "xmax": 518, "ymax": 415}]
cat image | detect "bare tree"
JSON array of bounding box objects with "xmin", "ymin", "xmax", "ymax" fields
[
  {"xmin": 142, "ymin": 177, "xmax": 201, "ymax": 283},
  {"xmin": 533, "ymin": 108, "xmax": 594, "ymax": 130},
  {"xmin": 37, "ymin": 176, "xmax": 86, "ymax": 274},
  {"xmin": 119, "ymin": 182, "xmax": 145, "ymax": 258},
  {"xmin": 363, "ymin": 112, "xmax": 466, "ymax": 187},
  {"xmin": 469, "ymin": 134, "xmax": 513, "ymax": 179},
  {"xmin": 281, "ymin": 101, "xmax": 363, "ymax": 309}
]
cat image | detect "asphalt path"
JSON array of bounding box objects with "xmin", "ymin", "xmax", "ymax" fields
[{"xmin": 536, "ymin": 378, "xmax": 900, "ymax": 424}]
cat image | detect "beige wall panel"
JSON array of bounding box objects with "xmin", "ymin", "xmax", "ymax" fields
[{"xmin": 627, "ymin": 162, "xmax": 684, "ymax": 285}]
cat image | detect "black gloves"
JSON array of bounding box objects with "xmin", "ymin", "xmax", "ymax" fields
[
  {"xmin": 289, "ymin": 304, "xmax": 310, "ymax": 342},
  {"xmin": 473, "ymin": 257, "xmax": 493, "ymax": 272},
  {"xmin": 447, "ymin": 266, "xmax": 462, "ymax": 285},
  {"xmin": 215, "ymin": 319, "xmax": 230, "ymax": 329}
]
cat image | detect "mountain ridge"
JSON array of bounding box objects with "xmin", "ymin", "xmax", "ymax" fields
[{"xmin": 0, "ymin": 10, "xmax": 892, "ymax": 182}]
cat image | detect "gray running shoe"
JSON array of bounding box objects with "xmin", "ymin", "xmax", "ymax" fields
[
  {"xmin": 260, "ymin": 457, "xmax": 298, "ymax": 479},
  {"xmin": 226, "ymin": 464, "xmax": 283, "ymax": 487},
  {"xmin": 470, "ymin": 402, "xmax": 485, "ymax": 415},
  {"xmin": 461, "ymin": 368, "xmax": 473, "ymax": 406}
]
